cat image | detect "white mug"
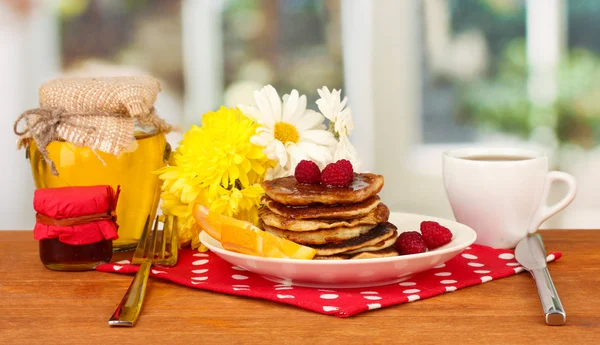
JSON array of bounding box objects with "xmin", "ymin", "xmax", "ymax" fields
[{"xmin": 442, "ymin": 147, "xmax": 577, "ymax": 248}]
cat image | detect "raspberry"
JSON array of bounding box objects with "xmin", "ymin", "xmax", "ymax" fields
[
  {"xmin": 395, "ymin": 231, "xmax": 427, "ymax": 255},
  {"xmin": 336, "ymin": 159, "xmax": 354, "ymax": 175},
  {"xmin": 420, "ymin": 221, "xmax": 453, "ymax": 249},
  {"xmin": 295, "ymin": 160, "xmax": 321, "ymax": 184},
  {"xmin": 320, "ymin": 162, "xmax": 353, "ymax": 187}
]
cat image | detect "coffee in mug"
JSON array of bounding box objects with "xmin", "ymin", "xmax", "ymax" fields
[{"xmin": 442, "ymin": 148, "xmax": 577, "ymax": 248}]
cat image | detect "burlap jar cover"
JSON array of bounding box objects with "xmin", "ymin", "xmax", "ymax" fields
[{"xmin": 14, "ymin": 76, "xmax": 171, "ymax": 175}]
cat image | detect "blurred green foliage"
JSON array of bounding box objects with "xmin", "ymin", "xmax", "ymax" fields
[{"xmin": 459, "ymin": 38, "xmax": 600, "ymax": 148}]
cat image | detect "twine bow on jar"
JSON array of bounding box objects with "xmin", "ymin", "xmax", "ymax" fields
[{"xmin": 14, "ymin": 107, "xmax": 99, "ymax": 175}]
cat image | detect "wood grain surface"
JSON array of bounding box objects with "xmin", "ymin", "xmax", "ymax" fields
[{"xmin": 1, "ymin": 230, "xmax": 599, "ymax": 345}]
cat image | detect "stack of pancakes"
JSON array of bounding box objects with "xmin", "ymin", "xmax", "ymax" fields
[{"xmin": 260, "ymin": 173, "xmax": 399, "ymax": 260}]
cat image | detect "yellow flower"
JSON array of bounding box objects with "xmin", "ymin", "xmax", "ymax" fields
[{"xmin": 157, "ymin": 106, "xmax": 274, "ymax": 247}]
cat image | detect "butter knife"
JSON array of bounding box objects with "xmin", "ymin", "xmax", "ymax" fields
[{"xmin": 515, "ymin": 234, "xmax": 566, "ymax": 326}]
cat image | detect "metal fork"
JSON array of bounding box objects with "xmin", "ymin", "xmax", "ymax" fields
[
  {"xmin": 108, "ymin": 215, "xmax": 178, "ymax": 326},
  {"xmin": 154, "ymin": 215, "xmax": 178, "ymax": 267}
]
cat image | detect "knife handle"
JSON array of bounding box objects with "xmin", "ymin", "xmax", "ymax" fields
[{"xmin": 530, "ymin": 267, "xmax": 566, "ymax": 326}]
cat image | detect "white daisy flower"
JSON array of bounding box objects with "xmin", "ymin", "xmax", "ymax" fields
[
  {"xmin": 316, "ymin": 86, "xmax": 359, "ymax": 168},
  {"xmin": 238, "ymin": 85, "xmax": 337, "ymax": 179}
]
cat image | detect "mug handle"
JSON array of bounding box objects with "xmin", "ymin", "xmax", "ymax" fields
[{"xmin": 528, "ymin": 171, "xmax": 577, "ymax": 233}]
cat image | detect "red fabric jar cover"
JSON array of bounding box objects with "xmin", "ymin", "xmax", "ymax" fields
[{"xmin": 33, "ymin": 185, "xmax": 120, "ymax": 245}]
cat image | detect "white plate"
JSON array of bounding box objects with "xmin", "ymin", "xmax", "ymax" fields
[{"xmin": 199, "ymin": 212, "xmax": 477, "ymax": 289}]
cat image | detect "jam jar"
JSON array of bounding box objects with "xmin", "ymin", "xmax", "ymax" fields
[
  {"xmin": 33, "ymin": 185, "xmax": 120, "ymax": 271},
  {"xmin": 39, "ymin": 238, "xmax": 113, "ymax": 271}
]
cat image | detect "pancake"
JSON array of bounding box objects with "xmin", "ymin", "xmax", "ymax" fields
[
  {"xmin": 262, "ymin": 195, "xmax": 381, "ymax": 220},
  {"xmin": 263, "ymin": 173, "xmax": 384, "ymax": 206},
  {"xmin": 311, "ymin": 222, "xmax": 397, "ymax": 256},
  {"xmin": 259, "ymin": 203, "xmax": 389, "ymax": 231},
  {"xmin": 313, "ymin": 247, "xmax": 400, "ymax": 260},
  {"xmin": 351, "ymin": 247, "xmax": 399, "ymax": 259},
  {"xmin": 343, "ymin": 232, "xmax": 398, "ymax": 254},
  {"xmin": 263, "ymin": 223, "xmax": 376, "ymax": 245}
]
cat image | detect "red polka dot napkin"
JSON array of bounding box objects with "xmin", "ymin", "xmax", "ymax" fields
[{"xmin": 96, "ymin": 245, "xmax": 561, "ymax": 318}]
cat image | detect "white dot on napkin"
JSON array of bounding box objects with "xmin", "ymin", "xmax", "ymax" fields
[
  {"xmin": 113, "ymin": 265, "xmax": 123, "ymax": 271},
  {"xmin": 514, "ymin": 267, "xmax": 525, "ymax": 274},
  {"xmin": 440, "ymin": 280, "xmax": 457, "ymax": 284},
  {"xmin": 232, "ymin": 266, "xmax": 247, "ymax": 271},
  {"xmin": 360, "ymin": 291, "xmax": 379, "ymax": 295},
  {"xmin": 191, "ymin": 276, "xmax": 208, "ymax": 281},
  {"xmin": 480, "ymin": 276, "xmax": 493, "ymax": 283},
  {"xmin": 434, "ymin": 272, "xmax": 452, "ymax": 277},
  {"xmin": 367, "ymin": 303, "xmax": 381, "ymax": 310},
  {"xmin": 151, "ymin": 269, "xmax": 166, "ymax": 274},
  {"xmin": 192, "ymin": 259, "xmax": 209, "ymax": 266},
  {"xmin": 445, "ymin": 286, "xmax": 457, "ymax": 292},
  {"xmin": 275, "ymin": 287, "xmax": 293, "ymax": 291},
  {"xmin": 399, "ymin": 282, "xmax": 416, "ymax": 286},
  {"xmin": 323, "ymin": 306, "xmax": 339, "ymax": 312},
  {"xmin": 474, "ymin": 270, "xmax": 491, "ymax": 274},
  {"xmin": 498, "ymin": 253, "xmax": 515, "ymax": 260},
  {"xmin": 403, "ymin": 289, "xmax": 421, "ymax": 294},
  {"xmin": 546, "ymin": 254, "xmax": 555, "ymax": 261},
  {"xmin": 433, "ymin": 263, "xmax": 446, "ymax": 268},
  {"xmin": 232, "ymin": 274, "xmax": 248, "ymax": 280},
  {"xmin": 193, "ymin": 253, "xmax": 209, "ymax": 257},
  {"xmin": 462, "ymin": 253, "xmax": 478, "ymax": 260},
  {"xmin": 320, "ymin": 294, "xmax": 339, "ymax": 300},
  {"xmin": 407, "ymin": 295, "xmax": 420, "ymax": 302},
  {"xmin": 192, "ymin": 269, "xmax": 208, "ymax": 274},
  {"xmin": 277, "ymin": 294, "xmax": 295, "ymax": 299},
  {"xmin": 506, "ymin": 262, "xmax": 520, "ymax": 266},
  {"xmin": 468, "ymin": 262, "xmax": 484, "ymax": 267},
  {"xmin": 363, "ymin": 295, "xmax": 382, "ymax": 301}
]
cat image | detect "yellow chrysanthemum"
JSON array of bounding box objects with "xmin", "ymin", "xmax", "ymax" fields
[{"xmin": 157, "ymin": 106, "xmax": 274, "ymax": 248}]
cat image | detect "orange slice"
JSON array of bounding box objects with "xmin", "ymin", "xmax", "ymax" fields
[{"xmin": 192, "ymin": 203, "xmax": 317, "ymax": 260}]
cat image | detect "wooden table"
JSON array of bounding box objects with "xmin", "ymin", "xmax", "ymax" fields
[{"xmin": 1, "ymin": 230, "xmax": 599, "ymax": 345}]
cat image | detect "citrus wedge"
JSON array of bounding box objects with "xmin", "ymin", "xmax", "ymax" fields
[{"xmin": 192, "ymin": 203, "xmax": 317, "ymax": 260}]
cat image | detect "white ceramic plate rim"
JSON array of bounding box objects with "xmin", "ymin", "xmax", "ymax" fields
[{"xmin": 199, "ymin": 212, "xmax": 477, "ymax": 265}]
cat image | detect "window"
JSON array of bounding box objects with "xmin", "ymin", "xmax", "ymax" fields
[{"xmin": 222, "ymin": 0, "xmax": 343, "ymax": 108}]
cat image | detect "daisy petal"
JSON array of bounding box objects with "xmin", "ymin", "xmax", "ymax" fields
[
  {"xmin": 274, "ymin": 140, "xmax": 288, "ymax": 167},
  {"xmin": 282, "ymin": 90, "xmax": 300, "ymax": 123},
  {"xmin": 286, "ymin": 144, "xmax": 306, "ymax": 172},
  {"xmin": 288, "ymin": 95, "xmax": 307, "ymax": 125},
  {"xmin": 254, "ymin": 88, "xmax": 275, "ymax": 127},
  {"xmin": 297, "ymin": 141, "xmax": 333, "ymax": 166},
  {"xmin": 263, "ymin": 143, "xmax": 279, "ymax": 161},
  {"xmin": 334, "ymin": 134, "xmax": 359, "ymax": 167},
  {"xmin": 295, "ymin": 110, "xmax": 326, "ymax": 131},
  {"xmin": 340, "ymin": 95, "xmax": 348, "ymax": 110},
  {"xmin": 250, "ymin": 132, "xmax": 271, "ymax": 147},
  {"xmin": 237, "ymin": 105, "xmax": 262, "ymax": 123},
  {"xmin": 265, "ymin": 85, "xmax": 282, "ymax": 123},
  {"xmin": 300, "ymin": 129, "xmax": 338, "ymax": 146}
]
